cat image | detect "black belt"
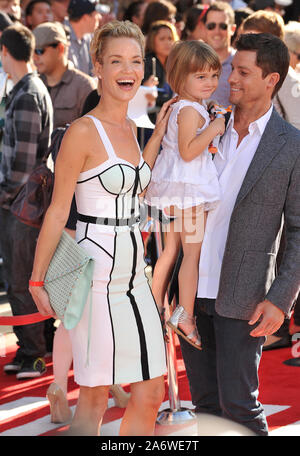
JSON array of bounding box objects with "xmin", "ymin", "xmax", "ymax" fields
[{"xmin": 78, "ymin": 213, "xmax": 140, "ymax": 227}]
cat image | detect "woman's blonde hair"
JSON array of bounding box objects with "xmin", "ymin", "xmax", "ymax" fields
[
  {"xmin": 90, "ymin": 20, "xmax": 145, "ymax": 65},
  {"xmin": 166, "ymin": 40, "xmax": 221, "ymax": 94},
  {"xmin": 145, "ymin": 20, "xmax": 179, "ymax": 54}
]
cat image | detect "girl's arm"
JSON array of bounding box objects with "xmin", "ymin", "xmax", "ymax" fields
[
  {"xmin": 142, "ymin": 97, "xmax": 177, "ymax": 169},
  {"xmin": 29, "ymin": 119, "xmax": 90, "ymax": 316},
  {"xmin": 178, "ymin": 106, "xmax": 225, "ymax": 162}
]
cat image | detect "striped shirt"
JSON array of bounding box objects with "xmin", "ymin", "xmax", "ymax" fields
[{"xmin": 0, "ymin": 72, "xmax": 53, "ymax": 209}]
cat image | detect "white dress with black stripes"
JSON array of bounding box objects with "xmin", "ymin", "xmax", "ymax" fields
[{"xmin": 69, "ymin": 115, "xmax": 166, "ymax": 387}]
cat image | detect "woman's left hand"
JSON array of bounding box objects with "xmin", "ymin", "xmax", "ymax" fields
[{"xmin": 29, "ymin": 285, "xmax": 56, "ymax": 318}]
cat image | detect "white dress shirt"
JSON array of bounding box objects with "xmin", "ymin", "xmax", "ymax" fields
[{"xmin": 197, "ymin": 105, "xmax": 273, "ymax": 299}]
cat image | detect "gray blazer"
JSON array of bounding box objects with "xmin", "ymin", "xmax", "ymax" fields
[{"xmin": 216, "ymin": 108, "xmax": 300, "ymax": 320}]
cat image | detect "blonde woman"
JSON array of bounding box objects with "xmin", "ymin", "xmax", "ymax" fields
[{"xmin": 29, "ymin": 20, "xmax": 174, "ymax": 436}]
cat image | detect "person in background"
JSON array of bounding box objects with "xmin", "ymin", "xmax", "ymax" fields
[
  {"xmin": 33, "ymin": 21, "xmax": 96, "ymax": 129},
  {"xmin": 50, "ymin": 0, "xmax": 69, "ymax": 23},
  {"xmin": 231, "ymin": 6, "xmax": 254, "ymax": 47},
  {"xmin": 143, "ymin": 20, "xmax": 179, "ymax": 123},
  {"xmin": 142, "ymin": 0, "xmax": 177, "ymax": 35},
  {"xmin": 275, "ymin": 20, "xmax": 300, "ymax": 130},
  {"xmin": 0, "ymin": 0, "xmax": 21, "ymax": 21},
  {"xmin": 202, "ymin": 1, "xmax": 236, "ymax": 107},
  {"xmin": 0, "ymin": 23, "xmax": 53, "ymax": 379},
  {"xmin": 249, "ymin": 0, "xmax": 293, "ymax": 18},
  {"xmin": 0, "ymin": 11, "xmax": 13, "ymax": 157},
  {"xmin": 25, "ymin": 0, "xmax": 53, "ymax": 29},
  {"xmin": 228, "ymin": 0, "xmax": 248, "ymax": 9},
  {"xmin": 122, "ymin": 0, "xmax": 147, "ymax": 29},
  {"xmin": 241, "ymin": 9, "xmax": 285, "ymax": 39},
  {"xmin": 65, "ymin": 0, "xmax": 101, "ymax": 76},
  {"xmin": 0, "ymin": 10, "xmax": 13, "ymax": 293},
  {"xmin": 180, "ymin": 4, "xmax": 208, "ymax": 41}
]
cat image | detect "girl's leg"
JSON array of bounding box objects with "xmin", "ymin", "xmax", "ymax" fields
[
  {"xmin": 109, "ymin": 384, "xmax": 131, "ymax": 408},
  {"xmin": 176, "ymin": 207, "xmax": 207, "ymax": 344},
  {"xmin": 69, "ymin": 385, "xmax": 110, "ymax": 435},
  {"xmin": 151, "ymin": 220, "xmax": 181, "ymax": 312},
  {"xmin": 119, "ymin": 375, "xmax": 165, "ymax": 436}
]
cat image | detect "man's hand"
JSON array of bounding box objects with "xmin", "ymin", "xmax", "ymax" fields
[{"xmin": 248, "ymin": 299, "xmax": 285, "ymax": 337}]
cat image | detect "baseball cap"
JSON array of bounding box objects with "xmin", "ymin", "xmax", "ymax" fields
[
  {"xmin": 33, "ymin": 21, "xmax": 68, "ymax": 49},
  {"xmin": 67, "ymin": 0, "xmax": 103, "ymax": 19},
  {"xmin": 275, "ymin": 0, "xmax": 293, "ymax": 6}
]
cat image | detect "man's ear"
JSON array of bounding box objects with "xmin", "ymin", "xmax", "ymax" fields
[
  {"xmin": 57, "ymin": 42, "xmax": 66, "ymax": 56},
  {"xmin": 266, "ymin": 72, "xmax": 280, "ymax": 92},
  {"xmin": 1, "ymin": 44, "xmax": 8, "ymax": 56},
  {"xmin": 26, "ymin": 15, "xmax": 32, "ymax": 27}
]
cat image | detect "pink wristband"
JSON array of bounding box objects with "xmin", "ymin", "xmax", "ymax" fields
[{"xmin": 29, "ymin": 280, "xmax": 44, "ymax": 287}]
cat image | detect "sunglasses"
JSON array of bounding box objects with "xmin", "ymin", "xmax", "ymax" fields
[
  {"xmin": 206, "ymin": 22, "xmax": 228, "ymax": 31},
  {"xmin": 34, "ymin": 43, "xmax": 58, "ymax": 56},
  {"xmin": 294, "ymin": 51, "xmax": 300, "ymax": 61}
]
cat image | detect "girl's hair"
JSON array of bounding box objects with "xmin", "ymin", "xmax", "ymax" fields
[
  {"xmin": 166, "ymin": 40, "xmax": 222, "ymax": 94},
  {"xmin": 90, "ymin": 20, "xmax": 145, "ymax": 65},
  {"xmin": 145, "ymin": 20, "xmax": 179, "ymax": 54}
]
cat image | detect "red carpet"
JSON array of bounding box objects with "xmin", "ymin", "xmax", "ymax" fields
[{"xmin": 1, "ymin": 335, "xmax": 300, "ymax": 436}]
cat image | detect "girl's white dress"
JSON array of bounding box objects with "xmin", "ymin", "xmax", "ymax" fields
[{"xmin": 145, "ymin": 99, "xmax": 221, "ymax": 211}]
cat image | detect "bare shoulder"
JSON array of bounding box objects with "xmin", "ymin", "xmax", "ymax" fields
[
  {"xmin": 56, "ymin": 116, "xmax": 94, "ymax": 165},
  {"xmin": 65, "ymin": 116, "xmax": 94, "ymax": 138}
]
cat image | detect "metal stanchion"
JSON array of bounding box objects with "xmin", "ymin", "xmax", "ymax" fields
[{"xmin": 153, "ymin": 220, "xmax": 196, "ymax": 425}]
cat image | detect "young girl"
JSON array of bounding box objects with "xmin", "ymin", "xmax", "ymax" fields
[{"xmin": 145, "ymin": 40, "xmax": 225, "ymax": 350}]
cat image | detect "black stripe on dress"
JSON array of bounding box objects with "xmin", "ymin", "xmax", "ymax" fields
[{"xmin": 127, "ymin": 230, "xmax": 150, "ymax": 381}]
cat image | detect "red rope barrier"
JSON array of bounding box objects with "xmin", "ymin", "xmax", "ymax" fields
[{"xmin": 0, "ymin": 313, "xmax": 53, "ymax": 326}]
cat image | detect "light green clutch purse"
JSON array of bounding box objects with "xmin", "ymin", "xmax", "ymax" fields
[{"xmin": 44, "ymin": 230, "xmax": 95, "ymax": 330}]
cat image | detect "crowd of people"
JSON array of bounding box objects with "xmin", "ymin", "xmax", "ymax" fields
[{"xmin": 0, "ymin": 0, "xmax": 300, "ymax": 437}]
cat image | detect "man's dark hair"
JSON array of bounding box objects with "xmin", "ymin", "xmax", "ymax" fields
[
  {"xmin": 0, "ymin": 23, "xmax": 35, "ymax": 62},
  {"xmin": 235, "ymin": 32, "xmax": 290, "ymax": 97},
  {"xmin": 25, "ymin": 0, "xmax": 51, "ymax": 17}
]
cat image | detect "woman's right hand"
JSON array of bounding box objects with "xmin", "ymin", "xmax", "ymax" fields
[
  {"xmin": 29, "ymin": 285, "xmax": 56, "ymax": 317},
  {"xmin": 152, "ymin": 96, "xmax": 178, "ymax": 140}
]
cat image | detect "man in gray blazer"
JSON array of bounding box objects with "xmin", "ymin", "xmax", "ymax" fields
[{"xmin": 179, "ymin": 33, "xmax": 300, "ymax": 436}]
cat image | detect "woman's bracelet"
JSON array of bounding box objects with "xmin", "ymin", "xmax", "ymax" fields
[{"xmin": 29, "ymin": 280, "xmax": 44, "ymax": 287}]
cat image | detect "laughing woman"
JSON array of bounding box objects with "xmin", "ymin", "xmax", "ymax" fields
[{"xmin": 29, "ymin": 20, "xmax": 174, "ymax": 436}]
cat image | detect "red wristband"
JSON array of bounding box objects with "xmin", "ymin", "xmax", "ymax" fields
[{"xmin": 29, "ymin": 280, "xmax": 44, "ymax": 287}]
